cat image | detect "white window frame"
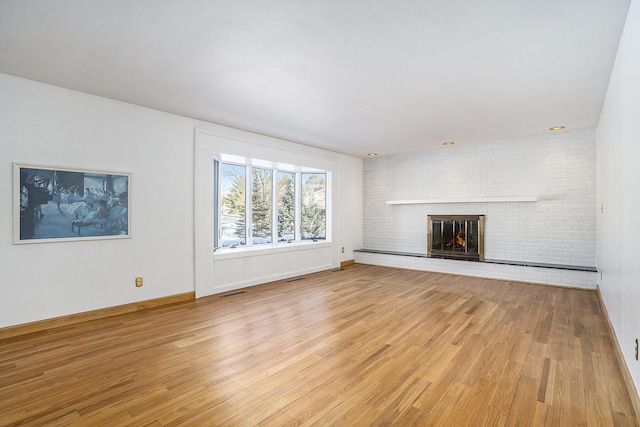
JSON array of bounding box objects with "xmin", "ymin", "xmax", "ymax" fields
[
  {"xmin": 214, "ymin": 154, "xmax": 331, "ymax": 252},
  {"xmin": 195, "ymin": 126, "xmax": 341, "ymax": 298}
]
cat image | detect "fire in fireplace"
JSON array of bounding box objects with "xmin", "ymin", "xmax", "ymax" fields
[{"xmin": 427, "ymin": 215, "xmax": 484, "ymax": 261}]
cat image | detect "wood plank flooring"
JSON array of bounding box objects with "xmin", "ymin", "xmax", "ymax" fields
[{"xmin": 0, "ymin": 264, "xmax": 637, "ymax": 426}]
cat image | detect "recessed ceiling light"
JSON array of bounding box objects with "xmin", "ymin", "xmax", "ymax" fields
[
  {"xmin": 367, "ymin": 153, "xmax": 378, "ymax": 157},
  {"xmin": 443, "ymin": 141, "xmax": 455, "ymax": 146},
  {"xmin": 549, "ymin": 125, "xmax": 566, "ymax": 131}
]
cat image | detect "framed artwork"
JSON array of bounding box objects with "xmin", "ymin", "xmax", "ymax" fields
[{"xmin": 13, "ymin": 163, "xmax": 131, "ymax": 244}]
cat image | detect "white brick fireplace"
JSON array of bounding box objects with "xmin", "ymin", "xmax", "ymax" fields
[{"xmin": 357, "ymin": 128, "xmax": 598, "ymax": 289}]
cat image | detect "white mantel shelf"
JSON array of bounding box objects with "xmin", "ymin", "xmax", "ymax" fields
[{"xmin": 386, "ymin": 196, "xmax": 538, "ymax": 205}]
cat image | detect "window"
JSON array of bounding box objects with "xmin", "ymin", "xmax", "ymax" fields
[
  {"xmin": 251, "ymin": 167, "xmax": 272, "ymax": 244},
  {"xmin": 277, "ymin": 171, "xmax": 295, "ymax": 242},
  {"xmin": 301, "ymin": 173, "xmax": 326, "ymax": 240},
  {"xmin": 220, "ymin": 163, "xmax": 245, "ymax": 247},
  {"xmin": 215, "ymin": 157, "xmax": 328, "ymax": 249}
]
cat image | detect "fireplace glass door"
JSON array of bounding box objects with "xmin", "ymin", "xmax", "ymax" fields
[{"xmin": 427, "ymin": 215, "xmax": 484, "ymax": 261}]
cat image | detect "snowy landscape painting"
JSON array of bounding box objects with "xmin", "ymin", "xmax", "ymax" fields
[{"xmin": 14, "ymin": 164, "xmax": 130, "ymax": 243}]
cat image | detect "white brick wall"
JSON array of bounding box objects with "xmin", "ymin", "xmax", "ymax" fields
[{"xmin": 361, "ymin": 128, "xmax": 597, "ymax": 286}]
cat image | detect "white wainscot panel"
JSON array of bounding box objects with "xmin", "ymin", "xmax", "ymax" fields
[{"xmin": 212, "ymin": 245, "xmax": 333, "ymax": 294}]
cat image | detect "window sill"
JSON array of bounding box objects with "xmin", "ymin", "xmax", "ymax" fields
[{"xmin": 213, "ymin": 240, "xmax": 332, "ymax": 260}]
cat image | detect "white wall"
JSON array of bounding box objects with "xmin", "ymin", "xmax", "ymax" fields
[
  {"xmin": 0, "ymin": 73, "xmax": 363, "ymax": 328},
  {"xmin": 596, "ymin": 0, "xmax": 640, "ymax": 399},
  {"xmin": 339, "ymin": 154, "xmax": 363, "ymax": 261}
]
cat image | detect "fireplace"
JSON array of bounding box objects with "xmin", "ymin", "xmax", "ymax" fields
[{"xmin": 427, "ymin": 215, "xmax": 484, "ymax": 261}]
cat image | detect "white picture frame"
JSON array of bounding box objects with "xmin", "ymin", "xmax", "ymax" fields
[{"xmin": 13, "ymin": 163, "xmax": 131, "ymax": 244}]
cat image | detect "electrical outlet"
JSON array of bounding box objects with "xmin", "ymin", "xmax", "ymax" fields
[
  {"xmin": 636, "ymin": 338, "xmax": 638, "ymax": 361},
  {"xmin": 342, "ymin": 247, "xmax": 345, "ymax": 253},
  {"xmin": 135, "ymin": 276, "xmax": 143, "ymax": 287}
]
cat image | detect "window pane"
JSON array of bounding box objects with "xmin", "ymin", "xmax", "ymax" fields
[
  {"xmin": 220, "ymin": 163, "xmax": 245, "ymax": 247},
  {"xmin": 301, "ymin": 173, "xmax": 326, "ymax": 240},
  {"xmin": 277, "ymin": 171, "xmax": 295, "ymax": 242},
  {"xmin": 251, "ymin": 167, "xmax": 272, "ymax": 244}
]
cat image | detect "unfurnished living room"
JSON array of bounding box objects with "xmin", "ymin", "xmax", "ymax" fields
[{"xmin": 1, "ymin": 1, "xmax": 639, "ymax": 426}]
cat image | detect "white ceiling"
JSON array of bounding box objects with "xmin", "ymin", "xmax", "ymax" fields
[{"xmin": 0, "ymin": 1, "xmax": 631, "ymax": 157}]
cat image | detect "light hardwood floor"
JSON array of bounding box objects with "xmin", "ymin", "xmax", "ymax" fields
[{"xmin": 0, "ymin": 264, "xmax": 637, "ymax": 426}]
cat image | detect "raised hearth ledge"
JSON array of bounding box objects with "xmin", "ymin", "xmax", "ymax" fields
[
  {"xmin": 355, "ymin": 249, "xmax": 596, "ymax": 272},
  {"xmin": 385, "ymin": 196, "xmax": 537, "ymax": 205},
  {"xmin": 354, "ymin": 249, "xmax": 598, "ymax": 290}
]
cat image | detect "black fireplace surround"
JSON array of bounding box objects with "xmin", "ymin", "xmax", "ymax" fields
[{"xmin": 427, "ymin": 215, "xmax": 484, "ymax": 261}]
